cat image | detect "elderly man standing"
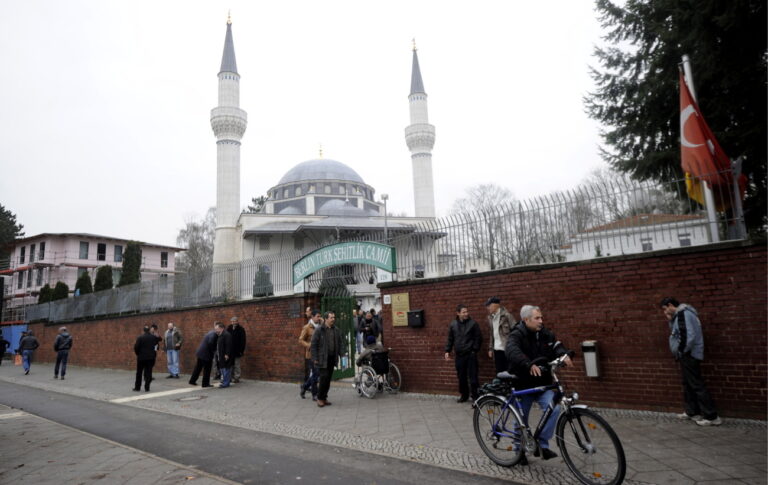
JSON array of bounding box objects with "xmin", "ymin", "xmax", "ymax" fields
[
  {"xmin": 164, "ymin": 322, "xmax": 183, "ymax": 379},
  {"xmin": 53, "ymin": 327, "xmax": 73, "ymax": 380},
  {"xmin": 485, "ymin": 297, "xmax": 513, "ymax": 374},
  {"xmin": 227, "ymin": 317, "xmax": 247, "ymax": 383},
  {"xmin": 311, "ymin": 311, "xmax": 345, "ymax": 408}
]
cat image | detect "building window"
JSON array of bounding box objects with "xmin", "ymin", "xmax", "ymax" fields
[
  {"xmin": 17, "ymin": 273, "xmax": 23, "ymax": 289},
  {"xmin": 324, "ymin": 184, "xmax": 331, "ymax": 194},
  {"xmin": 678, "ymin": 233, "xmax": 692, "ymax": 247},
  {"xmin": 415, "ymin": 263, "xmax": 425, "ymax": 279},
  {"xmin": 284, "ymin": 189, "xmax": 289, "ymax": 198},
  {"xmin": 114, "ymin": 245, "xmax": 123, "ymax": 262},
  {"xmin": 308, "ymin": 184, "xmax": 315, "ymax": 193},
  {"xmin": 30, "ymin": 244, "xmax": 35, "ymax": 262},
  {"xmin": 294, "ymin": 236, "xmax": 304, "ymax": 251},
  {"xmin": 27, "ymin": 269, "xmax": 32, "ymax": 288},
  {"xmin": 113, "ymin": 269, "xmax": 122, "ymax": 286},
  {"xmin": 295, "ymin": 186, "xmax": 302, "ymax": 196},
  {"xmin": 79, "ymin": 242, "xmax": 89, "ymax": 259},
  {"xmin": 160, "ymin": 252, "xmax": 168, "ymax": 268},
  {"xmin": 640, "ymin": 238, "xmax": 653, "ymax": 252},
  {"xmin": 36, "ymin": 268, "xmax": 44, "ymax": 286},
  {"xmin": 19, "ymin": 247, "xmax": 25, "ymax": 264},
  {"xmin": 259, "ymin": 236, "xmax": 270, "ymax": 250},
  {"xmin": 97, "ymin": 243, "xmax": 107, "ymax": 261},
  {"xmin": 39, "ymin": 242, "xmax": 45, "ymax": 260}
]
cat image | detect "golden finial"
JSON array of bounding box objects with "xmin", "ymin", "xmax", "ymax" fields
[
  {"xmin": 227, "ymin": 10, "xmax": 232, "ymax": 25},
  {"xmin": 412, "ymin": 38, "xmax": 417, "ymax": 51},
  {"xmin": 318, "ymin": 143, "xmax": 323, "ymax": 158}
]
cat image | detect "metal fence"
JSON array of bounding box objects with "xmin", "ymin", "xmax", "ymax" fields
[{"xmin": 10, "ymin": 170, "xmax": 747, "ymax": 323}]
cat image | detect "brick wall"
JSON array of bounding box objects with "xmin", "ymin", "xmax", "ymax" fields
[
  {"xmin": 379, "ymin": 242, "xmax": 766, "ymax": 419},
  {"xmin": 28, "ymin": 242, "xmax": 766, "ymax": 419}
]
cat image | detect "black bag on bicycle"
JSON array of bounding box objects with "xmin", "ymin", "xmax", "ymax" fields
[{"xmin": 479, "ymin": 378, "xmax": 512, "ymax": 397}]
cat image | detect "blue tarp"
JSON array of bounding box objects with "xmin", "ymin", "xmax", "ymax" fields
[{"xmin": 2, "ymin": 324, "xmax": 29, "ymax": 354}]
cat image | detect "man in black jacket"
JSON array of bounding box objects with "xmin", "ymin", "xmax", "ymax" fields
[
  {"xmin": 134, "ymin": 326, "xmax": 157, "ymax": 392},
  {"xmin": 53, "ymin": 326, "xmax": 73, "ymax": 380},
  {"xmin": 311, "ymin": 311, "xmax": 345, "ymax": 408},
  {"xmin": 189, "ymin": 324, "xmax": 219, "ymax": 388},
  {"xmin": 217, "ymin": 322, "xmax": 234, "ymax": 388},
  {"xmin": 505, "ymin": 305, "xmax": 572, "ymax": 462},
  {"xmin": 444, "ymin": 304, "xmax": 482, "ymax": 403},
  {"xmin": 226, "ymin": 317, "xmax": 246, "ymax": 383}
]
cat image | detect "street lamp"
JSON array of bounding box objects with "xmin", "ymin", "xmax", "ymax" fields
[{"xmin": 381, "ymin": 193, "xmax": 389, "ymax": 244}]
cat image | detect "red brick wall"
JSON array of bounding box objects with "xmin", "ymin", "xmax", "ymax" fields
[
  {"xmin": 31, "ymin": 294, "xmax": 320, "ymax": 383},
  {"xmin": 379, "ymin": 242, "xmax": 766, "ymax": 419}
]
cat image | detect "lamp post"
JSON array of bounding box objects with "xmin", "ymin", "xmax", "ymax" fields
[{"xmin": 381, "ymin": 193, "xmax": 389, "ymax": 244}]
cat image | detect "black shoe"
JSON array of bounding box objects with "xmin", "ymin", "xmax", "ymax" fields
[
  {"xmin": 174, "ymin": 375, "xmax": 180, "ymax": 378},
  {"xmin": 457, "ymin": 396, "xmax": 468, "ymax": 403},
  {"xmin": 518, "ymin": 454, "xmax": 528, "ymax": 466},
  {"xmin": 60, "ymin": 376, "xmax": 65, "ymax": 380},
  {"xmin": 202, "ymin": 384, "xmax": 213, "ymax": 388},
  {"xmin": 132, "ymin": 388, "xmax": 140, "ymax": 392},
  {"xmin": 300, "ymin": 389, "xmax": 306, "ymax": 399},
  {"xmin": 145, "ymin": 388, "xmax": 150, "ymax": 392},
  {"xmin": 24, "ymin": 369, "xmax": 29, "ymax": 375},
  {"xmin": 189, "ymin": 381, "xmax": 197, "ymax": 386},
  {"xmin": 534, "ymin": 448, "xmax": 558, "ymax": 460},
  {"xmin": 54, "ymin": 375, "xmax": 58, "ymax": 379},
  {"xmin": 166, "ymin": 375, "xmax": 175, "ymax": 379}
]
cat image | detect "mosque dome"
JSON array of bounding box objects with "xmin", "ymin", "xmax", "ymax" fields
[
  {"xmin": 317, "ymin": 199, "xmax": 369, "ymax": 217},
  {"xmin": 278, "ymin": 159, "xmax": 365, "ymax": 185}
]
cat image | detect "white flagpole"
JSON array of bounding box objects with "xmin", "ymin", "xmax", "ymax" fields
[{"xmin": 682, "ymin": 54, "xmax": 720, "ymax": 243}]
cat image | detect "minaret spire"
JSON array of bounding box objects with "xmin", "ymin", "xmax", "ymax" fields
[
  {"xmin": 212, "ymin": 18, "xmax": 248, "ymax": 266},
  {"xmin": 405, "ymin": 43, "xmax": 436, "ymax": 218}
]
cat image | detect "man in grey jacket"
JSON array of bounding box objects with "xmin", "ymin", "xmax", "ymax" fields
[
  {"xmin": 661, "ymin": 297, "xmax": 721, "ymax": 426},
  {"xmin": 53, "ymin": 327, "xmax": 73, "ymax": 379}
]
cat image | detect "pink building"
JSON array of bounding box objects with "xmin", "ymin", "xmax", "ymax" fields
[{"xmin": 1, "ymin": 233, "xmax": 182, "ymax": 312}]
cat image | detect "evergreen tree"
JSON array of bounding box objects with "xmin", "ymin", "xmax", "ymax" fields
[
  {"xmin": 75, "ymin": 271, "xmax": 93, "ymax": 295},
  {"xmin": 585, "ymin": 0, "xmax": 766, "ymax": 232},
  {"xmin": 93, "ymin": 265, "xmax": 114, "ymax": 292},
  {"xmin": 252, "ymin": 264, "xmax": 274, "ymax": 297},
  {"xmin": 0, "ymin": 204, "xmax": 24, "ymax": 261},
  {"xmin": 246, "ymin": 196, "xmax": 267, "ymax": 213},
  {"xmin": 52, "ymin": 281, "xmax": 69, "ymax": 301},
  {"xmin": 118, "ymin": 242, "xmax": 142, "ymax": 287},
  {"xmin": 38, "ymin": 284, "xmax": 53, "ymax": 304}
]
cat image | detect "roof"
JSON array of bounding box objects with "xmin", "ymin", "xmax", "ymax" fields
[
  {"xmin": 277, "ymin": 159, "xmax": 365, "ymax": 185},
  {"xmin": 11, "ymin": 233, "xmax": 184, "ymax": 251},
  {"xmin": 410, "ymin": 49, "xmax": 425, "ymax": 95},
  {"xmin": 316, "ymin": 199, "xmax": 378, "ymax": 217},
  {"xmin": 583, "ymin": 214, "xmax": 707, "ymax": 233},
  {"xmin": 243, "ymin": 217, "xmax": 417, "ymax": 235},
  {"xmin": 219, "ymin": 22, "xmax": 238, "ymax": 74}
]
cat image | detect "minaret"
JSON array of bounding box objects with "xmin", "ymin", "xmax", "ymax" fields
[
  {"xmin": 211, "ymin": 15, "xmax": 247, "ymax": 265},
  {"xmin": 405, "ymin": 41, "xmax": 436, "ymax": 218}
]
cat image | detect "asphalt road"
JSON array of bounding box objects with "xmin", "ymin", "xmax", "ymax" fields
[{"xmin": 0, "ymin": 382, "xmax": 516, "ymax": 485}]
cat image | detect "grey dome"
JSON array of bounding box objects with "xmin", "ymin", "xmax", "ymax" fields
[
  {"xmin": 278, "ymin": 159, "xmax": 365, "ymax": 185},
  {"xmin": 277, "ymin": 205, "xmax": 302, "ymax": 215},
  {"xmin": 317, "ymin": 199, "xmax": 368, "ymax": 217}
]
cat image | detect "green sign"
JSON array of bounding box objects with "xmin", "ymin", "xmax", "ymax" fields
[{"xmin": 293, "ymin": 241, "xmax": 396, "ymax": 285}]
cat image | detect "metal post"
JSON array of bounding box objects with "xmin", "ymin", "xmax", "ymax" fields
[
  {"xmin": 381, "ymin": 193, "xmax": 389, "ymax": 244},
  {"xmin": 682, "ymin": 54, "xmax": 720, "ymax": 243},
  {"xmin": 731, "ymin": 156, "xmax": 747, "ymax": 239}
]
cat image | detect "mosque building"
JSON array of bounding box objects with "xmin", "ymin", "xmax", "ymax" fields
[{"xmin": 210, "ymin": 18, "xmax": 441, "ymax": 303}]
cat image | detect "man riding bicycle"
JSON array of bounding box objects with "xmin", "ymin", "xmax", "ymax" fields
[{"xmin": 505, "ymin": 305, "xmax": 573, "ymax": 465}]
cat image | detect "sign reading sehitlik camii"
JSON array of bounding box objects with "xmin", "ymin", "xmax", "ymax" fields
[{"xmin": 292, "ymin": 242, "xmax": 397, "ymax": 286}]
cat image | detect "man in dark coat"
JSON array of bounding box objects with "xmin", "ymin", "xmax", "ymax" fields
[
  {"xmin": 189, "ymin": 324, "xmax": 220, "ymax": 388},
  {"xmin": 444, "ymin": 304, "xmax": 483, "ymax": 403},
  {"xmin": 134, "ymin": 326, "xmax": 157, "ymax": 392},
  {"xmin": 226, "ymin": 316, "xmax": 247, "ymax": 383},
  {"xmin": 53, "ymin": 326, "xmax": 73, "ymax": 379},
  {"xmin": 311, "ymin": 311, "xmax": 345, "ymax": 407},
  {"xmin": 505, "ymin": 305, "xmax": 572, "ymax": 463},
  {"xmin": 19, "ymin": 330, "xmax": 40, "ymax": 375},
  {"xmin": 216, "ymin": 322, "xmax": 234, "ymax": 388},
  {"xmin": 0, "ymin": 336, "xmax": 10, "ymax": 365}
]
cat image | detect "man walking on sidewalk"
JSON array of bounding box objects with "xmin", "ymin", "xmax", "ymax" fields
[
  {"xmin": 661, "ymin": 297, "xmax": 722, "ymax": 426},
  {"xmin": 216, "ymin": 323, "xmax": 234, "ymax": 388},
  {"xmin": 227, "ymin": 317, "xmax": 246, "ymax": 383},
  {"xmin": 444, "ymin": 304, "xmax": 482, "ymax": 403},
  {"xmin": 164, "ymin": 322, "xmax": 183, "ymax": 379},
  {"xmin": 311, "ymin": 311, "xmax": 345, "ymax": 407},
  {"xmin": 133, "ymin": 326, "xmax": 157, "ymax": 392},
  {"xmin": 299, "ymin": 310, "xmax": 321, "ymax": 400},
  {"xmin": 19, "ymin": 331, "xmax": 39, "ymax": 375},
  {"xmin": 53, "ymin": 327, "xmax": 73, "ymax": 379},
  {"xmin": 189, "ymin": 324, "xmax": 219, "ymax": 388}
]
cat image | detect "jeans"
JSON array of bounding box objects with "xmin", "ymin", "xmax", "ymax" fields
[
  {"xmin": 519, "ymin": 389, "xmax": 560, "ymax": 449},
  {"xmin": 220, "ymin": 367, "xmax": 232, "ymax": 387},
  {"xmin": 22, "ymin": 350, "xmax": 33, "ymax": 372},
  {"xmin": 166, "ymin": 349, "xmax": 180, "ymax": 376},
  {"xmin": 302, "ymin": 358, "xmax": 319, "ymax": 397},
  {"xmin": 55, "ymin": 350, "xmax": 69, "ymax": 377}
]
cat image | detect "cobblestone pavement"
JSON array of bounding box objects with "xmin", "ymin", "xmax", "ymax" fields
[
  {"xmin": 0, "ymin": 364, "xmax": 765, "ymax": 485},
  {"xmin": 0, "ymin": 404, "xmax": 234, "ymax": 484}
]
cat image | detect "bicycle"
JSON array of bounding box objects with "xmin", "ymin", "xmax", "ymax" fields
[
  {"xmin": 354, "ymin": 349, "xmax": 402, "ymax": 399},
  {"xmin": 473, "ymin": 353, "xmax": 626, "ymax": 485}
]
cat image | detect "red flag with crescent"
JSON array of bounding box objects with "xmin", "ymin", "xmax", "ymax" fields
[{"xmin": 679, "ymin": 72, "xmax": 746, "ymax": 209}]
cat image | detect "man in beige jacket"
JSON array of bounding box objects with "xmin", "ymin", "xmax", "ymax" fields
[{"xmin": 298, "ymin": 310, "xmax": 321, "ymax": 400}]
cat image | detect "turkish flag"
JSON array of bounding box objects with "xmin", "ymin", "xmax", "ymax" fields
[{"xmin": 679, "ymin": 72, "xmax": 745, "ymax": 209}]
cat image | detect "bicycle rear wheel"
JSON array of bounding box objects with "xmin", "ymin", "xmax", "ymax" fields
[
  {"xmin": 473, "ymin": 395, "xmax": 525, "ymax": 467},
  {"xmin": 386, "ymin": 362, "xmax": 401, "ymax": 393},
  {"xmin": 359, "ymin": 367, "xmax": 378, "ymax": 399},
  {"xmin": 556, "ymin": 407, "xmax": 626, "ymax": 485}
]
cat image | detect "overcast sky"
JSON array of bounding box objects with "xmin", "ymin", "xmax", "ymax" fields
[{"xmin": 0, "ymin": 1, "xmax": 607, "ymax": 247}]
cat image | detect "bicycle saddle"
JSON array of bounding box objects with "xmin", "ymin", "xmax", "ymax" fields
[{"xmin": 496, "ymin": 371, "xmax": 518, "ymax": 380}]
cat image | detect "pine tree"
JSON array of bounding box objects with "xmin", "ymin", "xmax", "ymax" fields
[
  {"xmin": 52, "ymin": 281, "xmax": 70, "ymax": 301},
  {"xmin": 93, "ymin": 265, "xmax": 114, "ymax": 292},
  {"xmin": 585, "ymin": 0, "xmax": 766, "ymax": 232},
  {"xmin": 75, "ymin": 271, "xmax": 93, "ymax": 295},
  {"xmin": 118, "ymin": 242, "xmax": 142, "ymax": 287}
]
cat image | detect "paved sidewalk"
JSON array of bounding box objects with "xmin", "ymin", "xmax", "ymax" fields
[
  {"xmin": 0, "ymin": 364, "xmax": 765, "ymax": 485},
  {"xmin": 0, "ymin": 404, "xmax": 234, "ymax": 484}
]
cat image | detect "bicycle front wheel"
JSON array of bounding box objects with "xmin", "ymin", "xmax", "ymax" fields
[
  {"xmin": 386, "ymin": 362, "xmax": 401, "ymax": 393},
  {"xmin": 359, "ymin": 367, "xmax": 378, "ymax": 399},
  {"xmin": 556, "ymin": 407, "xmax": 626, "ymax": 485},
  {"xmin": 473, "ymin": 395, "xmax": 525, "ymax": 467}
]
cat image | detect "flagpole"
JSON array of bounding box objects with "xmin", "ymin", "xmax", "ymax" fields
[{"xmin": 682, "ymin": 54, "xmax": 720, "ymax": 243}]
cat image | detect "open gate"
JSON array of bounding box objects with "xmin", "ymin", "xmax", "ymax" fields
[{"xmin": 320, "ymin": 293, "xmax": 356, "ymax": 379}]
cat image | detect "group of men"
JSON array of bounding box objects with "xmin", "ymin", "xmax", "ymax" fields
[
  {"xmin": 131, "ymin": 317, "xmax": 247, "ymax": 392},
  {"xmin": 298, "ymin": 306, "xmax": 345, "ymax": 407},
  {"xmin": 444, "ymin": 295, "xmax": 721, "ymax": 466}
]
